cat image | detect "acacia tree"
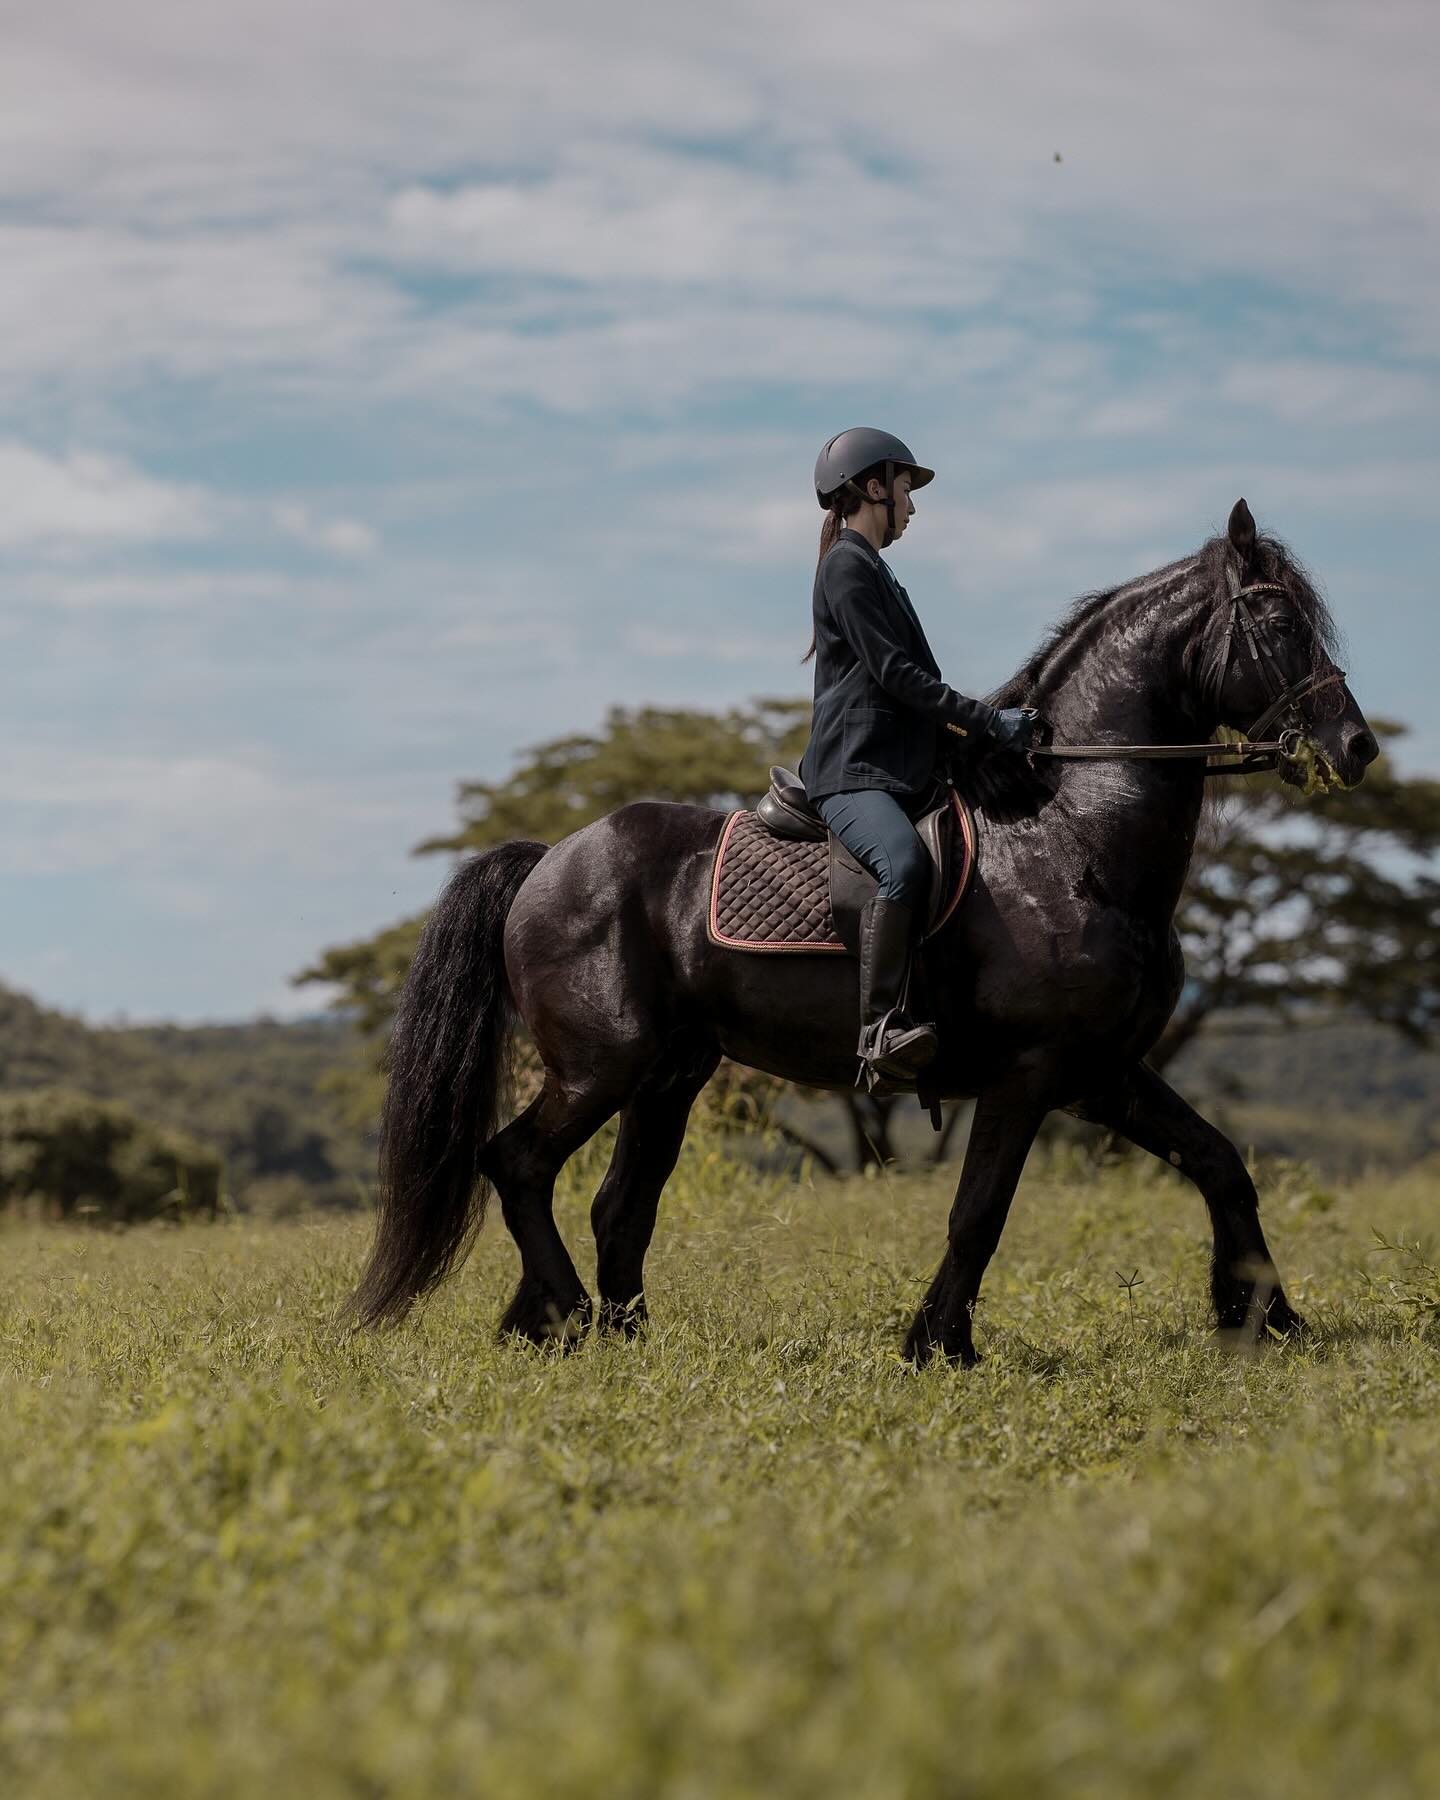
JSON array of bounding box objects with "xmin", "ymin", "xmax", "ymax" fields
[
  {"xmin": 1156, "ymin": 721, "xmax": 1440, "ymax": 1070},
  {"xmin": 300, "ymin": 707, "xmax": 1438, "ymax": 1170}
]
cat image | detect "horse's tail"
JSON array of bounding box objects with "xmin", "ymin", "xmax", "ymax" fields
[{"xmin": 346, "ymin": 839, "xmax": 549, "ymax": 1328}]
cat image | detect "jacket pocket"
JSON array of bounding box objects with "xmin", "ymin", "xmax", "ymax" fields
[{"xmin": 842, "ymin": 706, "xmax": 927, "ymax": 786}]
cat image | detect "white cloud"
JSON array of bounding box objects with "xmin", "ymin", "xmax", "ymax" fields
[
  {"xmin": 10, "ymin": 567, "xmax": 320, "ymax": 613},
  {"xmin": 0, "ymin": 740, "xmax": 427, "ymax": 883},
  {"xmin": 0, "ymin": 2, "xmax": 1436, "ymax": 412},
  {"xmin": 0, "ymin": 466, "xmax": 380, "ymax": 601},
  {"xmin": 438, "ymin": 609, "xmax": 581, "ymax": 663},
  {"xmin": 384, "ymin": 144, "xmax": 1014, "ymax": 307},
  {"xmin": 625, "ymin": 624, "xmax": 799, "ymax": 663},
  {"xmin": 0, "ymin": 221, "xmax": 408, "ymax": 397},
  {"xmin": 1219, "ymin": 360, "xmax": 1435, "ymax": 429},
  {"xmin": 0, "ymin": 441, "xmax": 212, "ymax": 550},
  {"xmin": 273, "ymin": 503, "xmax": 378, "ymax": 559}
]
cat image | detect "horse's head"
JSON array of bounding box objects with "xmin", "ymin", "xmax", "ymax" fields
[{"xmin": 1210, "ymin": 499, "xmax": 1378, "ymax": 793}]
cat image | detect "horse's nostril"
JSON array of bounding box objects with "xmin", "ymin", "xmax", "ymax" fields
[{"xmin": 1346, "ymin": 727, "xmax": 1380, "ymax": 767}]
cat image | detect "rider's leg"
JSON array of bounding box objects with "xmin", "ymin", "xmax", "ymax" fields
[{"xmin": 815, "ymin": 789, "xmax": 936, "ymax": 1083}]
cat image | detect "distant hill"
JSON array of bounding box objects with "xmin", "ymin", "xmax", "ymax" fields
[{"xmin": 0, "ymin": 986, "xmax": 369, "ymax": 1211}]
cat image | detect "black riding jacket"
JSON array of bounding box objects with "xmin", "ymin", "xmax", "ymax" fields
[{"xmin": 799, "ymin": 529, "xmax": 1001, "ymax": 802}]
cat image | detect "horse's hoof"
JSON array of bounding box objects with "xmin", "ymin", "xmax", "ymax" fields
[
  {"xmin": 902, "ymin": 1322, "xmax": 978, "ymax": 1369},
  {"xmin": 1214, "ymin": 1297, "xmax": 1307, "ymax": 1352},
  {"xmin": 1262, "ymin": 1302, "xmax": 1308, "ymax": 1341},
  {"xmin": 596, "ymin": 1296, "xmax": 648, "ymax": 1338},
  {"xmin": 499, "ymin": 1281, "xmax": 591, "ymax": 1350}
]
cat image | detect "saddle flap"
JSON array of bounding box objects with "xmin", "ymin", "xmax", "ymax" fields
[
  {"xmin": 708, "ymin": 792, "xmax": 976, "ymax": 957},
  {"xmin": 915, "ymin": 804, "xmax": 952, "ymax": 927},
  {"xmin": 825, "ymin": 796, "xmax": 958, "ymax": 956}
]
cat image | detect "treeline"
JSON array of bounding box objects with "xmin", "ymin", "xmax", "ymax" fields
[
  {"xmin": 1178, "ymin": 1016, "xmax": 1438, "ymax": 1174},
  {"xmin": 0, "ymin": 985, "xmax": 366, "ymax": 1217}
]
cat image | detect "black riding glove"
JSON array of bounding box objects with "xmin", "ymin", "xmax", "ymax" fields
[{"xmin": 989, "ymin": 707, "xmax": 1040, "ymax": 752}]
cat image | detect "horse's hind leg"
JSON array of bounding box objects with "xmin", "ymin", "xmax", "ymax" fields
[
  {"xmin": 1071, "ymin": 1063, "xmax": 1305, "ymax": 1340},
  {"xmin": 481, "ymin": 1071, "xmax": 630, "ymax": 1346},
  {"xmin": 590, "ymin": 1050, "xmax": 721, "ymax": 1335}
]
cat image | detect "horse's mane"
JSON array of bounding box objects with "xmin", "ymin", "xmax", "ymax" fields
[
  {"xmin": 986, "ymin": 532, "xmax": 1340, "ymax": 711},
  {"xmin": 959, "ymin": 529, "xmax": 1342, "ymax": 818}
]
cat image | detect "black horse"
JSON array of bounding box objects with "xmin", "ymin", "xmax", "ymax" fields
[{"xmin": 351, "ymin": 500, "xmax": 1377, "ymax": 1364}]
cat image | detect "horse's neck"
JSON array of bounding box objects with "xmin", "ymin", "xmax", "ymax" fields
[
  {"xmin": 1041, "ymin": 570, "xmax": 1217, "ymax": 747},
  {"xmin": 1035, "ymin": 574, "xmax": 1218, "ymax": 910}
]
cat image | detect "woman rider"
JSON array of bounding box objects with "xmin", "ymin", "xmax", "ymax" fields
[{"xmin": 799, "ymin": 427, "xmax": 1037, "ymax": 1090}]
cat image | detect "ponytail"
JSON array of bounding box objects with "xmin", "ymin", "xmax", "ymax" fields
[
  {"xmin": 815, "ymin": 503, "xmax": 844, "ymax": 579},
  {"xmin": 802, "ymin": 503, "xmax": 846, "ymax": 663}
]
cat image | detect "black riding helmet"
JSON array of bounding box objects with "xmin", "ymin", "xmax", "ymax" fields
[{"xmin": 814, "ymin": 427, "xmax": 935, "ymax": 546}]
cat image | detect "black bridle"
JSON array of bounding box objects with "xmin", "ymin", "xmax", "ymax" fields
[{"xmin": 1027, "ymin": 580, "xmax": 1348, "ymax": 778}]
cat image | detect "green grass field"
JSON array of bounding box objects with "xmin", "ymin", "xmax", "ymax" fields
[{"xmin": 4, "ymin": 1134, "xmax": 1439, "ymax": 1798}]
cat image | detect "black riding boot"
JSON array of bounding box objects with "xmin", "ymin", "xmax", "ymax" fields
[{"xmin": 856, "ymin": 897, "xmax": 938, "ymax": 1088}]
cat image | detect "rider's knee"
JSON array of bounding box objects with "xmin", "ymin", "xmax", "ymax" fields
[{"xmin": 887, "ymin": 838, "xmax": 931, "ymax": 912}]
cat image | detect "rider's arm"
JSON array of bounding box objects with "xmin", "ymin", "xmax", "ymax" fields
[{"xmin": 822, "ymin": 549, "xmax": 1002, "ymax": 742}]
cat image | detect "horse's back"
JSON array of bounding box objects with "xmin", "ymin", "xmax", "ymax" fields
[
  {"xmin": 507, "ymin": 801, "xmax": 727, "ymax": 918},
  {"xmin": 503, "ymin": 800, "xmax": 729, "ymax": 1010}
]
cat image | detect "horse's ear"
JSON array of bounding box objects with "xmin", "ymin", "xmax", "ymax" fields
[{"xmin": 1227, "ymin": 497, "xmax": 1257, "ymax": 568}]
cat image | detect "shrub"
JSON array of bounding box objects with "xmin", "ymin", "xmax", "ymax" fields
[{"xmin": 0, "ymin": 1087, "xmax": 222, "ymax": 1222}]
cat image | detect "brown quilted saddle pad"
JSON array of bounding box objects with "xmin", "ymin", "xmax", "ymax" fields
[{"xmin": 707, "ymin": 793, "xmax": 976, "ymax": 954}]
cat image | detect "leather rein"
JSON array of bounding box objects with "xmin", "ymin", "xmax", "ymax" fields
[{"xmin": 1025, "ymin": 580, "xmax": 1348, "ymax": 778}]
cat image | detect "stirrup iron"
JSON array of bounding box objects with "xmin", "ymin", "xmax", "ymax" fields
[{"xmin": 856, "ymin": 1006, "xmax": 939, "ymax": 1089}]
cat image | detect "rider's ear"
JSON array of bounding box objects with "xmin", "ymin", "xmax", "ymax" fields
[{"xmin": 1227, "ymin": 497, "xmax": 1258, "ymax": 572}]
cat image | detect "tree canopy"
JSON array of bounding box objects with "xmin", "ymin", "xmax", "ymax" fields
[
  {"xmin": 1155, "ymin": 721, "xmax": 1440, "ymax": 1069},
  {"xmin": 419, "ymin": 698, "xmax": 812, "ymax": 854}
]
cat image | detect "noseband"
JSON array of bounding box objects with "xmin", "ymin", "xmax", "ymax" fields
[{"xmin": 1030, "ymin": 580, "xmax": 1348, "ymax": 777}]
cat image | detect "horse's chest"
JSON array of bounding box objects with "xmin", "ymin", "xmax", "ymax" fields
[{"xmin": 1015, "ymin": 895, "xmax": 1170, "ymax": 1025}]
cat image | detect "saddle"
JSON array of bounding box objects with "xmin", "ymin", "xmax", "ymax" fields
[{"xmin": 708, "ymin": 766, "xmax": 976, "ymax": 956}]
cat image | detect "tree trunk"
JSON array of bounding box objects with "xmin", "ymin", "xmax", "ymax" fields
[
  {"xmin": 841, "ymin": 1091, "xmax": 898, "ymax": 1169},
  {"xmin": 772, "ymin": 1121, "xmax": 839, "ymax": 1176},
  {"xmin": 1146, "ymin": 1001, "xmax": 1214, "ymax": 1076}
]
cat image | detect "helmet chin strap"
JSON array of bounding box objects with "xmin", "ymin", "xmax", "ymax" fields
[
  {"xmin": 846, "ymin": 460, "xmax": 898, "ymax": 546},
  {"xmin": 879, "ymin": 460, "xmax": 896, "ymax": 546}
]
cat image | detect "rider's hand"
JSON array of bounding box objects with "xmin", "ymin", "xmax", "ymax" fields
[{"xmin": 989, "ymin": 707, "xmax": 1040, "ymax": 753}]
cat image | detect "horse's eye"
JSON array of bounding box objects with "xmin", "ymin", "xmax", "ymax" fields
[{"xmin": 1269, "ymin": 616, "xmax": 1295, "ymax": 635}]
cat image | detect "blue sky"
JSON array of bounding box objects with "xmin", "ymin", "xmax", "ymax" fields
[{"xmin": 2, "ymin": 0, "xmax": 1437, "ymax": 1021}]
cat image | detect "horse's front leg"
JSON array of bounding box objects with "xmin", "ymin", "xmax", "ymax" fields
[
  {"xmin": 1071, "ymin": 1062, "xmax": 1306, "ymax": 1341},
  {"xmin": 904, "ymin": 1076, "xmax": 1049, "ymax": 1367}
]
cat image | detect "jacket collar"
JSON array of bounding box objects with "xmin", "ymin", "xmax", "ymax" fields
[
  {"xmin": 838, "ymin": 526, "xmax": 907, "ymax": 596},
  {"xmin": 837, "ymin": 526, "xmax": 884, "ymax": 564}
]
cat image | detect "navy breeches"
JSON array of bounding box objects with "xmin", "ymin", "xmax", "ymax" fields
[{"xmin": 815, "ymin": 789, "xmax": 931, "ymax": 912}]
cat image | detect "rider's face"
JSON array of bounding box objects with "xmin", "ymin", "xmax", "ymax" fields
[
  {"xmin": 870, "ymin": 471, "xmax": 916, "ymax": 542},
  {"xmin": 892, "ymin": 473, "xmax": 915, "ymax": 539}
]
